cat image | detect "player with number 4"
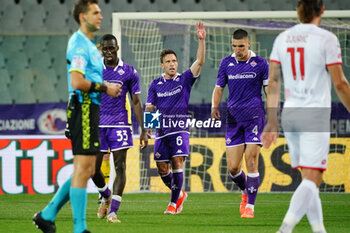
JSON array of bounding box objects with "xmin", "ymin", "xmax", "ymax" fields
[
  {"xmin": 211, "ymin": 29, "xmax": 269, "ymax": 218},
  {"xmin": 145, "ymin": 21, "xmax": 206, "ymax": 215}
]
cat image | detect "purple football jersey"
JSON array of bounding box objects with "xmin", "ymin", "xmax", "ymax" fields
[
  {"xmin": 216, "ymin": 51, "xmax": 269, "ymax": 122},
  {"xmin": 100, "ymin": 60, "xmax": 140, "ymax": 126},
  {"xmin": 146, "ymin": 69, "xmax": 197, "ymax": 137}
]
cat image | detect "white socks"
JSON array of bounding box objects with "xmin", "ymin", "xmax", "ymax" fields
[
  {"xmin": 280, "ymin": 179, "xmax": 326, "ymax": 233},
  {"xmin": 307, "ymin": 189, "xmax": 326, "ymax": 233}
]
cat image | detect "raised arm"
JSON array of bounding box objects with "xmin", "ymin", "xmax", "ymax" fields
[
  {"xmin": 190, "ymin": 21, "xmax": 206, "ymax": 77},
  {"xmin": 260, "ymin": 62, "xmax": 282, "ymax": 148},
  {"xmin": 328, "ymin": 64, "xmax": 350, "ymax": 112}
]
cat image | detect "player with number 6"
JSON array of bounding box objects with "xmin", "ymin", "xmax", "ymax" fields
[{"xmin": 145, "ymin": 21, "xmax": 206, "ymax": 215}]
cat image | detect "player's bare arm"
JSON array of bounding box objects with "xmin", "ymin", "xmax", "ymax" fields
[
  {"xmin": 70, "ymin": 71, "xmax": 93, "ymax": 91},
  {"xmin": 263, "ymin": 85, "xmax": 268, "ymax": 98},
  {"xmin": 190, "ymin": 21, "xmax": 206, "ymax": 77},
  {"xmin": 328, "ymin": 64, "xmax": 350, "ymax": 112},
  {"xmin": 70, "ymin": 71, "xmax": 121, "ymax": 97},
  {"xmin": 261, "ymin": 62, "xmax": 282, "ymax": 148},
  {"xmin": 211, "ymin": 86, "xmax": 224, "ymax": 120},
  {"xmin": 145, "ymin": 104, "xmax": 155, "ymax": 137},
  {"xmin": 132, "ymin": 94, "xmax": 149, "ymax": 149}
]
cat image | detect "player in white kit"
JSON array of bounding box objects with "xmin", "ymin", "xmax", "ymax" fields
[{"xmin": 261, "ymin": 0, "xmax": 350, "ymax": 232}]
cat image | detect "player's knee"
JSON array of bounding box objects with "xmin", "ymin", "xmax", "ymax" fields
[
  {"xmin": 228, "ymin": 166, "xmax": 241, "ymax": 176},
  {"xmin": 157, "ymin": 166, "xmax": 169, "ymax": 176},
  {"xmin": 158, "ymin": 170, "xmax": 169, "ymax": 176},
  {"xmin": 246, "ymin": 160, "xmax": 258, "ymax": 172},
  {"xmin": 172, "ymin": 162, "xmax": 183, "ymax": 170},
  {"xmin": 302, "ymin": 170, "xmax": 323, "ymax": 187},
  {"xmin": 115, "ymin": 163, "xmax": 126, "ymax": 176},
  {"xmin": 75, "ymin": 165, "xmax": 95, "ymax": 181},
  {"xmin": 156, "ymin": 162, "xmax": 169, "ymax": 175},
  {"xmin": 90, "ymin": 167, "xmax": 96, "ymax": 178},
  {"xmin": 86, "ymin": 164, "xmax": 96, "ymax": 178}
]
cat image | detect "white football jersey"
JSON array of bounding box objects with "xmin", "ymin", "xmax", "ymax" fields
[{"xmin": 270, "ymin": 24, "xmax": 342, "ymax": 108}]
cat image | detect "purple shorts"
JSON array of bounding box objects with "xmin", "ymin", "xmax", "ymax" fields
[
  {"xmin": 154, "ymin": 132, "xmax": 189, "ymax": 162},
  {"xmin": 225, "ymin": 117, "xmax": 264, "ymax": 147},
  {"xmin": 99, "ymin": 127, "xmax": 133, "ymax": 152}
]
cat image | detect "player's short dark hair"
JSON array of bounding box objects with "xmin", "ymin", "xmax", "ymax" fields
[
  {"xmin": 297, "ymin": 0, "xmax": 323, "ymax": 23},
  {"xmin": 100, "ymin": 34, "xmax": 118, "ymax": 45},
  {"xmin": 232, "ymin": 29, "xmax": 248, "ymax": 40},
  {"xmin": 73, "ymin": 0, "xmax": 99, "ymax": 25},
  {"xmin": 160, "ymin": 49, "xmax": 177, "ymax": 63}
]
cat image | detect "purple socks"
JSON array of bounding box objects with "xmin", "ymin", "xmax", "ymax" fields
[
  {"xmin": 230, "ymin": 170, "xmax": 259, "ymax": 205},
  {"xmin": 246, "ymin": 173, "xmax": 259, "ymax": 205},
  {"xmin": 229, "ymin": 170, "xmax": 246, "ymax": 191},
  {"xmin": 161, "ymin": 171, "xmax": 173, "ymax": 189},
  {"xmin": 170, "ymin": 169, "xmax": 183, "ymax": 204}
]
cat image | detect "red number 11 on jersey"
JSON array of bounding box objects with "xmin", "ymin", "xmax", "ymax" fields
[{"xmin": 287, "ymin": 47, "xmax": 305, "ymax": 81}]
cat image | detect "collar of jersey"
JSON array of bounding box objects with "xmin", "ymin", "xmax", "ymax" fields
[
  {"xmin": 103, "ymin": 59, "xmax": 124, "ymax": 70},
  {"xmin": 162, "ymin": 72, "xmax": 180, "ymax": 82},
  {"xmin": 231, "ymin": 50, "xmax": 256, "ymax": 63},
  {"xmin": 113, "ymin": 59, "xmax": 124, "ymax": 71}
]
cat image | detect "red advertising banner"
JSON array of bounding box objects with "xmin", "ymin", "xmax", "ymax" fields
[
  {"xmin": 1, "ymin": 136, "xmax": 349, "ymax": 194},
  {"xmin": 0, "ymin": 136, "xmax": 71, "ymax": 194}
]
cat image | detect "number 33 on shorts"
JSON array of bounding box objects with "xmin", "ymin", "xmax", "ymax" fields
[{"xmin": 116, "ymin": 130, "xmax": 128, "ymax": 142}]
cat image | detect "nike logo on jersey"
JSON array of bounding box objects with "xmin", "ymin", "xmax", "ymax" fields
[
  {"xmin": 122, "ymin": 141, "xmax": 129, "ymax": 146},
  {"xmin": 157, "ymin": 81, "xmax": 163, "ymax": 85},
  {"xmin": 228, "ymin": 63, "xmax": 234, "ymax": 67}
]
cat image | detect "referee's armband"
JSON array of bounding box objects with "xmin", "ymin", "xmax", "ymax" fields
[{"xmin": 89, "ymin": 82, "xmax": 107, "ymax": 93}]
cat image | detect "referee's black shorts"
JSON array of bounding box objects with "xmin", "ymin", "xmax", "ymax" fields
[{"xmin": 68, "ymin": 101, "xmax": 100, "ymax": 155}]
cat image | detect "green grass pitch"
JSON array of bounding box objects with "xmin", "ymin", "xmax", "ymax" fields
[{"xmin": 0, "ymin": 193, "xmax": 349, "ymax": 233}]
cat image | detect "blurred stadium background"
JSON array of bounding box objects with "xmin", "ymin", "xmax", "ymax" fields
[
  {"xmin": 1, "ymin": 0, "xmax": 349, "ymax": 105},
  {"xmin": 0, "ymin": 0, "xmax": 349, "ymax": 195}
]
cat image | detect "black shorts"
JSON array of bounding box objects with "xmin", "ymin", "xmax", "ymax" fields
[{"xmin": 66, "ymin": 96, "xmax": 100, "ymax": 155}]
